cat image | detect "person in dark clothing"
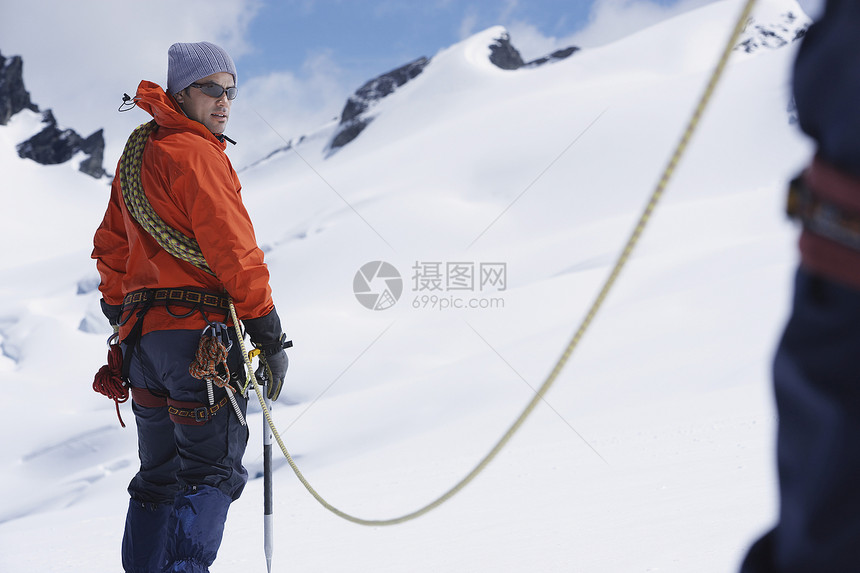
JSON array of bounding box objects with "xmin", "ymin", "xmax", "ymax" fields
[{"xmin": 740, "ymin": 1, "xmax": 860, "ymax": 571}]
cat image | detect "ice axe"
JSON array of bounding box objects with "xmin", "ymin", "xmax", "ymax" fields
[{"xmin": 249, "ymin": 347, "xmax": 275, "ymax": 573}]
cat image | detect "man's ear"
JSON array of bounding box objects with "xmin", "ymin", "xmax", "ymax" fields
[{"xmin": 173, "ymin": 91, "xmax": 185, "ymax": 104}]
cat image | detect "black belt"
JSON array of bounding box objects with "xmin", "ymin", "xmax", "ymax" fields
[{"xmin": 122, "ymin": 287, "xmax": 230, "ymax": 314}]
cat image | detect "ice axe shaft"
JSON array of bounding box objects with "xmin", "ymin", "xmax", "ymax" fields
[
  {"xmin": 264, "ymin": 396, "xmax": 273, "ymax": 573},
  {"xmin": 251, "ymin": 346, "xmax": 274, "ymax": 573}
]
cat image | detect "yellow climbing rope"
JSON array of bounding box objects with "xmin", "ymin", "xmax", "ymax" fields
[
  {"xmin": 229, "ymin": 0, "xmax": 759, "ymax": 526},
  {"xmin": 119, "ymin": 120, "xmax": 214, "ymax": 275},
  {"xmin": 120, "ymin": 0, "xmax": 757, "ymax": 526}
]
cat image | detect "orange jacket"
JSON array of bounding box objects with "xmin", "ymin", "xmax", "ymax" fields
[{"xmin": 92, "ymin": 80, "xmax": 273, "ymax": 338}]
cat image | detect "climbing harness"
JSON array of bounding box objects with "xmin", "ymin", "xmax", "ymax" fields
[
  {"xmin": 92, "ymin": 333, "xmax": 129, "ymax": 427},
  {"xmin": 130, "ymin": 386, "xmax": 232, "ymax": 426},
  {"xmin": 99, "ymin": 0, "xmax": 758, "ymax": 529},
  {"xmin": 787, "ymin": 173, "xmax": 860, "ymax": 251}
]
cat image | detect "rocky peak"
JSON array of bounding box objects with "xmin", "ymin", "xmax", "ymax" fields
[
  {"xmin": 524, "ymin": 47, "xmax": 580, "ymax": 69},
  {"xmin": 490, "ymin": 30, "xmax": 579, "ymax": 71},
  {"xmin": 0, "ymin": 49, "xmax": 106, "ymax": 179},
  {"xmin": 488, "ymin": 32, "xmax": 525, "ymax": 70},
  {"xmin": 329, "ymin": 56, "xmax": 430, "ymax": 152},
  {"xmin": 0, "ymin": 52, "xmax": 38, "ymax": 125},
  {"xmin": 16, "ymin": 110, "xmax": 107, "ymax": 178}
]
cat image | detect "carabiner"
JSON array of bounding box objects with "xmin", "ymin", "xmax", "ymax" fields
[{"xmin": 202, "ymin": 321, "xmax": 233, "ymax": 353}]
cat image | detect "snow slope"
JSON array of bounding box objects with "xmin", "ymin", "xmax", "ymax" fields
[{"xmin": 0, "ymin": 0, "xmax": 814, "ymax": 571}]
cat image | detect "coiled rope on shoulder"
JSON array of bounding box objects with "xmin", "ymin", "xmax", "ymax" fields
[
  {"xmin": 119, "ymin": 120, "xmax": 214, "ymax": 275},
  {"xmin": 121, "ymin": 0, "xmax": 758, "ymax": 527}
]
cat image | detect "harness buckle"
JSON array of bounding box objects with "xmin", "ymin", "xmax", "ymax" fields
[{"xmin": 193, "ymin": 406, "xmax": 210, "ymax": 423}]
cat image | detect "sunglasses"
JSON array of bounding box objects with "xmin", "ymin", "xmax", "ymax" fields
[{"xmin": 189, "ymin": 82, "xmax": 238, "ymax": 100}]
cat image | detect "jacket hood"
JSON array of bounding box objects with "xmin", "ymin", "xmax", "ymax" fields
[{"xmin": 133, "ymin": 80, "xmax": 226, "ymax": 149}]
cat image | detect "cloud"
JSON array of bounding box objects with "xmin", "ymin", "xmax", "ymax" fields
[
  {"xmin": 505, "ymin": 21, "xmax": 567, "ymax": 62},
  {"xmin": 498, "ymin": 0, "xmax": 520, "ymax": 23},
  {"xmin": 458, "ymin": 8, "xmax": 480, "ymax": 40},
  {"xmin": 501, "ymin": 0, "xmax": 721, "ymax": 62},
  {"xmin": 563, "ymin": 0, "xmax": 717, "ymax": 48},
  {"xmin": 228, "ymin": 51, "xmax": 356, "ymax": 168},
  {"xmin": 0, "ymin": 0, "xmax": 261, "ymax": 165}
]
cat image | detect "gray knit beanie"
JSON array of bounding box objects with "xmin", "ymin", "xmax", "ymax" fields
[{"xmin": 167, "ymin": 41, "xmax": 237, "ymax": 95}]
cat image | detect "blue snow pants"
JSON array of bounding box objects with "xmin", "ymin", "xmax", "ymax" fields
[
  {"xmin": 740, "ymin": 1, "xmax": 860, "ymax": 570},
  {"xmin": 121, "ymin": 328, "xmax": 249, "ymax": 573},
  {"xmin": 740, "ymin": 270, "xmax": 860, "ymax": 572}
]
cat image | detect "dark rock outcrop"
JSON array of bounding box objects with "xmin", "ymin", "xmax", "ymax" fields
[
  {"xmin": 0, "ymin": 52, "xmax": 38, "ymax": 125},
  {"xmin": 491, "ymin": 31, "xmax": 580, "ymax": 71},
  {"xmin": 77, "ymin": 129, "xmax": 107, "ymax": 179},
  {"xmin": 489, "ymin": 33, "xmax": 525, "ymax": 70},
  {"xmin": 735, "ymin": 11, "xmax": 810, "ymax": 54},
  {"xmin": 1, "ymin": 49, "xmax": 107, "ymax": 179},
  {"xmin": 341, "ymin": 57, "xmax": 430, "ymax": 124},
  {"xmin": 16, "ymin": 110, "xmax": 107, "ymax": 178},
  {"xmin": 329, "ymin": 56, "xmax": 430, "ymax": 152},
  {"xmin": 524, "ymin": 46, "xmax": 581, "ymax": 69},
  {"xmin": 489, "ymin": 30, "xmax": 579, "ymax": 71}
]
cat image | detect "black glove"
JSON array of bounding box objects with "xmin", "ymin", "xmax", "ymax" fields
[
  {"xmin": 100, "ymin": 299, "xmax": 123, "ymax": 327},
  {"xmin": 257, "ymin": 344, "xmax": 288, "ymax": 401},
  {"xmin": 244, "ymin": 308, "xmax": 291, "ymax": 401}
]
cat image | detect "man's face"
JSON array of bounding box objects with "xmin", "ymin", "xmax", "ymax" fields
[{"xmin": 174, "ymin": 71, "xmax": 235, "ymax": 134}]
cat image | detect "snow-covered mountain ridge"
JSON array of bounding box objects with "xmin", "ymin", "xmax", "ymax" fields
[
  {"xmin": 257, "ymin": 1, "xmax": 809, "ymax": 170},
  {"xmin": 0, "ymin": 1, "xmax": 818, "ymax": 571}
]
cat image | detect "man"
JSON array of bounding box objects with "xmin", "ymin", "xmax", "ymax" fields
[
  {"xmin": 92, "ymin": 41, "xmax": 288, "ymax": 572},
  {"xmin": 740, "ymin": 1, "xmax": 860, "ymax": 571}
]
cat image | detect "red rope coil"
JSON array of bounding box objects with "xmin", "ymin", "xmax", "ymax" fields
[{"xmin": 92, "ymin": 342, "xmax": 129, "ymax": 427}]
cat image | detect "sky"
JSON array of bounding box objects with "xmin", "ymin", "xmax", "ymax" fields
[
  {"xmin": 239, "ymin": 0, "xmax": 707, "ymax": 78},
  {"xmin": 0, "ymin": 0, "xmax": 822, "ymax": 170}
]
